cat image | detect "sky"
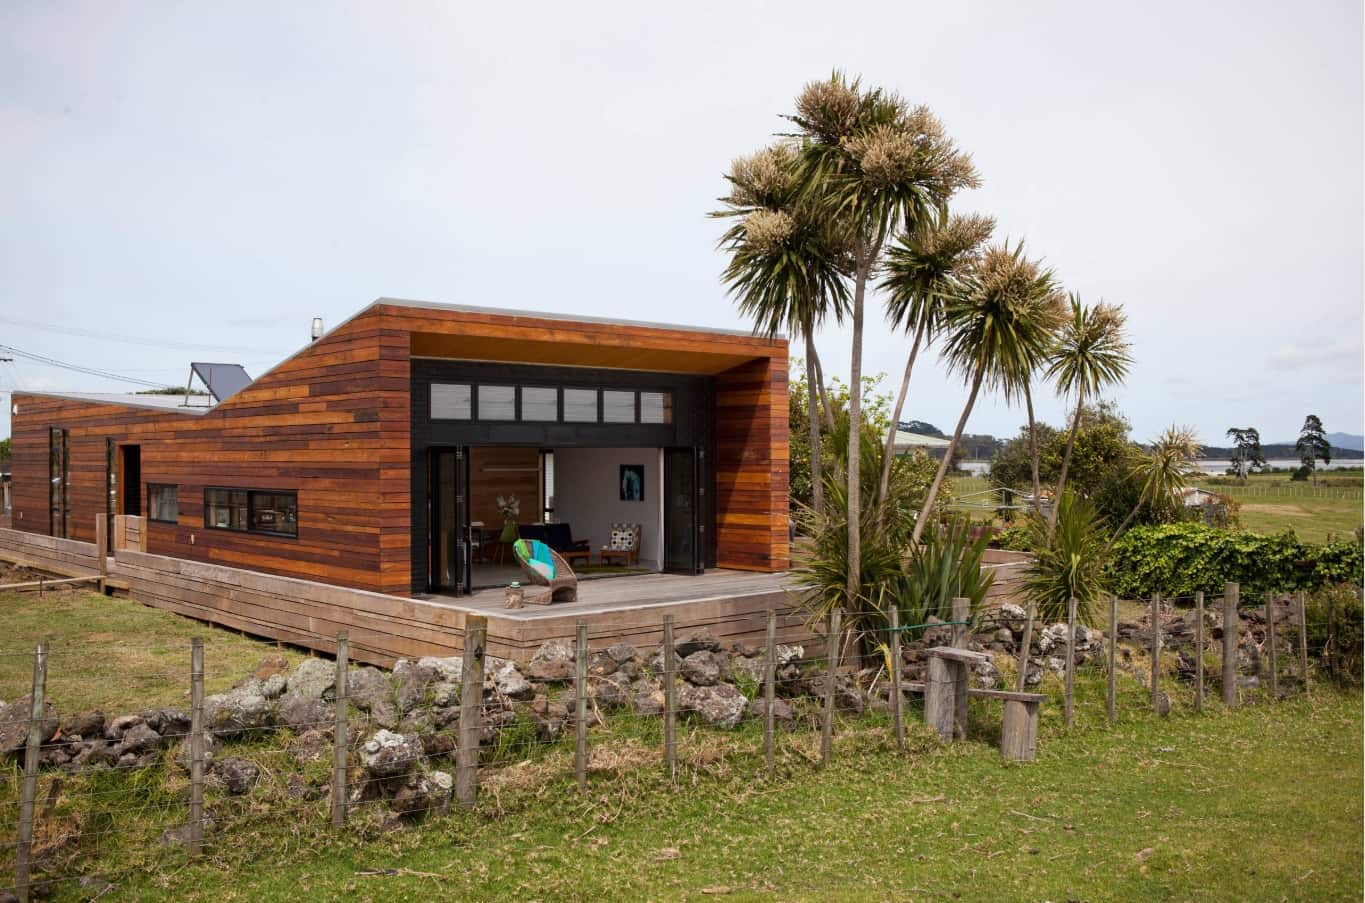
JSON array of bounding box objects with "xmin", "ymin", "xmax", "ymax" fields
[{"xmin": 1, "ymin": 1, "xmax": 1362, "ymax": 448}]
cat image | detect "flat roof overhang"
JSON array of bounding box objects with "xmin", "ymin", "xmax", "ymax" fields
[{"xmin": 409, "ymin": 331, "xmax": 764, "ymax": 374}]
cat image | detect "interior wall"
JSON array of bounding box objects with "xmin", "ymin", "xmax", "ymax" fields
[
  {"xmin": 552, "ymin": 447, "xmax": 661, "ymax": 569},
  {"xmin": 469, "ymin": 447, "xmax": 541, "ymax": 530}
]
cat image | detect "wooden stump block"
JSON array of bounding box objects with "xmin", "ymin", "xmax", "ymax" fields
[
  {"xmin": 924, "ymin": 656, "xmax": 957, "ymax": 741},
  {"xmin": 1000, "ymin": 697, "xmax": 1038, "ymax": 762}
]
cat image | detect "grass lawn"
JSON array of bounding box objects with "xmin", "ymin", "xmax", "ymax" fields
[
  {"xmin": 0, "ymin": 588, "xmax": 310, "ymax": 713},
  {"xmin": 1193, "ymin": 476, "xmax": 1363, "ymax": 544}
]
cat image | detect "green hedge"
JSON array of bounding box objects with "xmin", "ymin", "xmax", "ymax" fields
[{"xmin": 1106, "ymin": 523, "xmax": 1364, "ymax": 599}]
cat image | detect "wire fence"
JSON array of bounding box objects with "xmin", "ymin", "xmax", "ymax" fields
[{"xmin": 0, "ymin": 583, "xmax": 1352, "ymax": 900}]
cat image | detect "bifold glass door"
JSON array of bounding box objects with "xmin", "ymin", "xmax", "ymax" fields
[
  {"xmin": 663, "ymin": 447, "xmax": 702, "ymax": 575},
  {"xmin": 430, "ymin": 447, "xmax": 471, "ymax": 593}
]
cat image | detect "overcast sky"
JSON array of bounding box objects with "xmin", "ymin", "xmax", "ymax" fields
[{"xmin": 2, "ymin": 1, "xmax": 1361, "ymax": 448}]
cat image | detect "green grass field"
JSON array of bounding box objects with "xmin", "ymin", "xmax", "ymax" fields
[
  {"xmin": 0, "ymin": 590, "xmax": 1359, "ymax": 902},
  {"xmin": 1193, "ymin": 473, "xmax": 1363, "ymax": 544}
]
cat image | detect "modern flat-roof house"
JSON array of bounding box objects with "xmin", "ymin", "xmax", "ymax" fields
[{"xmin": 7, "ymin": 300, "xmax": 789, "ymax": 598}]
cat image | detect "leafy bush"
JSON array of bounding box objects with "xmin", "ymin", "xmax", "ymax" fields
[
  {"xmin": 1106, "ymin": 522, "xmax": 1364, "ymax": 598},
  {"xmin": 993, "ymin": 524, "xmax": 1032, "ymax": 551},
  {"xmin": 1022, "ymin": 491, "xmax": 1111, "ymax": 625},
  {"xmin": 897, "ymin": 517, "xmax": 994, "ymax": 625},
  {"xmin": 1304, "ymin": 584, "xmax": 1364, "ymax": 686}
]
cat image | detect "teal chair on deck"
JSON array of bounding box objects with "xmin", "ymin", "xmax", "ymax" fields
[{"xmin": 512, "ymin": 538, "xmax": 579, "ymax": 604}]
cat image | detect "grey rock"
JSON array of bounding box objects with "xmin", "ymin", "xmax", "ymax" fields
[
  {"xmin": 393, "ymin": 659, "xmax": 443, "ymax": 712},
  {"xmin": 616, "ymin": 658, "xmax": 643, "ymax": 680},
  {"xmin": 286, "ymin": 658, "xmax": 335, "ymax": 701},
  {"xmin": 592, "ymin": 672, "xmax": 633, "ymax": 710},
  {"xmin": 605, "ymin": 642, "xmax": 639, "ymax": 664},
  {"xmin": 680, "ymin": 651, "xmax": 721, "ymax": 687},
  {"xmin": 587, "ymin": 652, "xmax": 618, "ymax": 678},
  {"xmin": 104, "ymin": 714, "xmax": 144, "ymax": 741},
  {"xmin": 972, "ymin": 659, "xmax": 1002, "ymax": 689},
  {"xmin": 921, "ymin": 616, "xmax": 952, "ymax": 647},
  {"xmin": 389, "ymin": 769, "xmax": 452, "ymax": 817},
  {"xmin": 998, "ymin": 602, "xmax": 1027, "ymax": 626},
  {"xmin": 60, "ymin": 710, "xmax": 106, "ymax": 741},
  {"xmin": 730, "ymin": 654, "xmax": 765, "ymax": 687},
  {"xmin": 142, "ymin": 708, "xmax": 190, "ymax": 739},
  {"xmin": 288, "ymin": 728, "xmax": 330, "ymax": 765},
  {"xmin": 528, "ymin": 697, "xmax": 569, "ymax": 741},
  {"xmin": 679, "ymin": 683, "xmax": 747, "ymax": 729},
  {"xmin": 279, "ymin": 694, "xmax": 331, "ymax": 732},
  {"xmin": 675, "ymin": 629, "xmax": 721, "ymax": 658},
  {"xmin": 115, "ymin": 722, "xmax": 163, "ymax": 756},
  {"xmin": 630, "ymin": 680, "xmax": 665, "ymax": 715},
  {"xmin": 493, "ymin": 661, "xmax": 533, "ymax": 699},
  {"xmin": 173, "ymin": 733, "xmax": 220, "ymax": 771},
  {"xmin": 252, "ymin": 654, "xmax": 290, "ymax": 681},
  {"xmin": 348, "ymin": 666, "xmax": 398, "ymax": 728},
  {"xmin": 417, "ymin": 656, "xmax": 465, "ymax": 684},
  {"xmin": 745, "ymin": 695, "xmax": 796, "ymax": 727},
  {"xmin": 775, "ymin": 644, "xmax": 804, "ymax": 666},
  {"xmin": 260, "ymin": 674, "xmax": 288, "ymax": 699},
  {"xmin": 214, "ymin": 756, "xmax": 260, "ymax": 794},
  {"xmin": 160, "ymin": 815, "xmax": 216, "ymax": 847},
  {"xmin": 994, "ymin": 628, "xmax": 1015, "ymax": 645},
  {"xmin": 203, "ymin": 683, "xmax": 275, "ymax": 735},
  {"xmin": 361, "ymin": 729, "xmax": 423, "ymax": 779},
  {"xmin": 646, "ymin": 649, "xmax": 682, "ymax": 676},
  {"xmin": 528, "ymin": 641, "xmax": 575, "ymax": 682}
]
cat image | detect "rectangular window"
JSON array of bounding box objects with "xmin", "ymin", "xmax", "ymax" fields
[
  {"xmin": 563, "ymin": 388, "xmax": 598, "ymax": 422},
  {"xmin": 148, "ymin": 484, "xmax": 179, "ymax": 523},
  {"xmin": 520, "ymin": 386, "xmax": 558, "ymax": 421},
  {"xmin": 640, "ymin": 391, "xmax": 673, "ymax": 424},
  {"xmin": 205, "ymin": 488, "xmax": 248, "ymax": 531},
  {"xmin": 602, "ymin": 390, "xmax": 635, "ymax": 423},
  {"xmin": 249, "ymin": 491, "xmax": 298, "ymax": 536},
  {"xmin": 430, "ymin": 383, "xmax": 472, "ymax": 420},
  {"xmin": 205, "ymin": 488, "xmax": 297, "ymax": 537},
  {"xmin": 49, "ymin": 428, "xmax": 68, "ymax": 538},
  {"xmin": 478, "ymin": 385, "xmax": 516, "ymax": 420}
]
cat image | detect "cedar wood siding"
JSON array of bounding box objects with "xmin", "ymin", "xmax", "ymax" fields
[
  {"xmin": 9, "ymin": 309, "xmax": 412, "ymax": 594},
  {"xmin": 9, "ymin": 301, "xmax": 787, "ymax": 594}
]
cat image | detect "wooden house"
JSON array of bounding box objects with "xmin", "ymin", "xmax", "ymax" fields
[{"xmin": 7, "ymin": 300, "xmax": 789, "ymax": 597}]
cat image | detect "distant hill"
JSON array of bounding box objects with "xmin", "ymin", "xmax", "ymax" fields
[
  {"xmin": 1327, "ymin": 432, "xmax": 1365, "ymax": 452},
  {"xmin": 1200, "ymin": 443, "xmax": 1364, "ymax": 460}
]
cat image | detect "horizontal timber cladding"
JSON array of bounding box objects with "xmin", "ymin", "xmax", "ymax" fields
[
  {"xmin": 8, "ymin": 310, "xmax": 413, "ymax": 595},
  {"xmin": 714, "ymin": 357, "xmax": 789, "ymax": 572}
]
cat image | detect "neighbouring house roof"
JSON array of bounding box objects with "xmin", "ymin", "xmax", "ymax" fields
[
  {"xmin": 892, "ymin": 430, "xmax": 952, "ymax": 452},
  {"xmin": 1179, "ymin": 487, "xmax": 1219, "ymax": 506},
  {"xmin": 14, "ymin": 392, "xmax": 214, "ymax": 415}
]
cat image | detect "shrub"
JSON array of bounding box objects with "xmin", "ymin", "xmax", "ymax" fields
[
  {"xmin": 1106, "ymin": 522, "xmax": 1364, "ymax": 598},
  {"xmin": 1022, "ymin": 491, "xmax": 1111, "ymax": 625},
  {"xmin": 1305, "ymin": 584, "xmax": 1363, "ymax": 686},
  {"xmin": 993, "ymin": 524, "xmax": 1032, "ymax": 551}
]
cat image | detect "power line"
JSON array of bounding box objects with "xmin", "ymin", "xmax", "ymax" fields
[
  {"xmin": 0, "ymin": 344, "xmax": 177, "ymax": 390},
  {"xmin": 0, "ymin": 314, "xmax": 292, "ymax": 355}
]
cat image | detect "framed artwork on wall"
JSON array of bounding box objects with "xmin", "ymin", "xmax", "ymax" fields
[{"xmin": 620, "ymin": 464, "xmax": 644, "ymax": 502}]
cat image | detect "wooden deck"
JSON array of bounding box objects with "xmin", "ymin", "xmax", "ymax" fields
[{"xmin": 427, "ymin": 570, "xmax": 810, "ymax": 659}]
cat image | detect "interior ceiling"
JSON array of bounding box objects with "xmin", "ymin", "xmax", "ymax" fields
[{"xmin": 409, "ymin": 332, "xmax": 762, "ymax": 374}]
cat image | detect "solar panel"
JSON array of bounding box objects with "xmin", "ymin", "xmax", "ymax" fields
[{"xmin": 190, "ymin": 362, "xmax": 252, "ymax": 402}]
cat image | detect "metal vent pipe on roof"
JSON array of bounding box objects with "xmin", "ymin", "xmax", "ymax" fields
[{"xmin": 311, "ymin": 318, "xmax": 324, "ymax": 342}]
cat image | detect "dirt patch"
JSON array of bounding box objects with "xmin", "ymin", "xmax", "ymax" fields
[{"xmin": 1241, "ymin": 504, "xmax": 1311, "ymax": 518}]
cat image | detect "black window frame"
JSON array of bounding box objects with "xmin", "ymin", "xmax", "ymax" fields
[
  {"xmin": 146, "ymin": 483, "xmax": 180, "ymax": 524},
  {"xmin": 203, "ymin": 487, "xmax": 299, "ymax": 539},
  {"xmin": 48, "ymin": 427, "xmax": 69, "ymax": 538},
  {"xmin": 429, "ymin": 382, "xmax": 473, "ymax": 421}
]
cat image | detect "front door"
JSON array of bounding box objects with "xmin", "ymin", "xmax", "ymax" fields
[
  {"xmin": 663, "ymin": 447, "xmax": 701, "ymax": 575},
  {"xmin": 118, "ymin": 445, "xmax": 141, "ymax": 516},
  {"xmin": 429, "ymin": 447, "xmax": 471, "ymax": 593}
]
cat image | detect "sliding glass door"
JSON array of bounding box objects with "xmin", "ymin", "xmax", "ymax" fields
[
  {"xmin": 429, "ymin": 447, "xmax": 471, "ymax": 593},
  {"xmin": 663, "ymin": 447, "xmax": 702, "ymax": 575}
]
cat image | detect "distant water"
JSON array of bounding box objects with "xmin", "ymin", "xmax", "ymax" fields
[{"xmin": 958, "ymin": 459, "xmax": 1360, "ymax": 478}]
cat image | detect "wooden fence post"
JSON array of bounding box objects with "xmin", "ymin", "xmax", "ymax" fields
[
  {"xmin": 94, "ymin": 516, "xmax": 108, "ymax": 576},
  {"xmin": 662, "ymin": 615, "xmax": 676, "ymax": 779},
  {"xmin": 1297, "ymin": 590, "xmax": 1310, "ymax": 697},
  {"xmin": 889, "ymin": 605, "xmax": 904, "ymax": 751},
  {"xmin": 1222, "ymin": 583, "xmax": 1239, "ymax": 706},
  {"xmin": 820, "ymin": 609, "xmax": 840, "ymax": 767},
  {"xmin": 331, "ymin": 631, "xmax": 349, "ymax": 828},
  {"xmin": 456, "ymin": 616, "xmax": 486, "ymax": 810},
  {"xmin": 189, "ymin": 638, "xmax": 205, "ymax": 857},
  {"xmin": 951, "ymin": 597, "xmax": 970, "ymax": 739},
  {"xmin": 1064, "ymin": 596, "xmax": 1076, "ymax": 728},
  {"xmin": 574, "ymin": 620, "xmax": 588, "ymax": 793},
  {"xmin": 1107, "ymin": 595, "xmax": 1117, "ymax": 724},
  {"xmin": 1015, "ymin": 600, "xmax": 1037, "ymax": 693},
  {"xmin": 1265, "ymin": 591, "xmax": 1278, "ymax": 699},
  {"xmin": 1194, "ymin": 591, "xmax": 1205, "ymax": 712},
  {"xmin": 15, "ymin": 642, "xmax": 47, "ymax": 903},
  {"xmin": 763, "ymin": 608, "xmax": 777, "ymax": 775},
  {"xmin": 1149, "ymin": 593, "xmax": 1161, "ymax": 712}
]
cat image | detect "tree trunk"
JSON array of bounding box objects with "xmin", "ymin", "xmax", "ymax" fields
[
  {"xmin": 911, "ymin": 363, "xmax": 986, "ymax": 545},
  {"xmin": 805, "ymin": 331, "xmax": 824, "ymax": 517},
  {"xmin": 876, "ymin": 319, "xmax": 927, "ymax": 507},
  {"xmin": 1024, "ymin": 381, "xmax": 1042, "ymax": 516},
  {"xmin": 1103, "ymin": 502, "xmax": 1142, "ymax": 555},
  {"xmin": 1048, "ymin": 395, "xmax": 1084, "ymax": 541},
  {"xmin": 846, "ymin": 250, "xmax": 868, "ymax": 614},
  {"xmin": 812, "ymin": 347, "xmax": 836, "ymax": 433}
]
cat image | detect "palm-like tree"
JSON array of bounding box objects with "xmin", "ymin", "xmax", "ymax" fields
[
  {"xmin": 875, "ymin": 211, "xmax": 995, "ymax": 507},
  {"xmin": 1106, "ymin": 426, "xmax": 1202, "ymax": 548},
  {"xmin": 1045, "ymin": 295, "xmax": 1132, "ymax": 540},
  {"xmin": 910, "ymin": 241, "xmax": 1062, "ymax": 545},
  {"xmin": 714, "ymin": 143, "xmax": 851, "ymax": 515},
  {"xmin": 787, "ymin": 72, "xmax": 979, "ymax": 610}
]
